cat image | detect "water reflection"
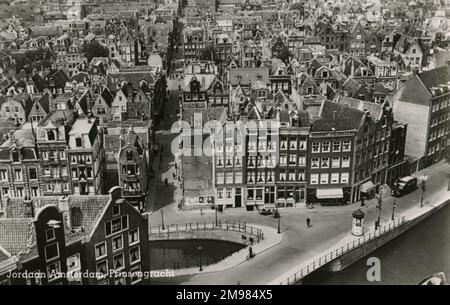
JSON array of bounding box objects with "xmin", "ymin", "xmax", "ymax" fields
[{"xmin": 150, "ymin": 239, "xmax": 245, "ymax": 270}]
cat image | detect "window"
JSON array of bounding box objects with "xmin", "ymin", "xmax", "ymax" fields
[
  {"xmin": 12, "ymin": 151, "xmax": 19, "ymax": 162},
  {"xmin": 279, "ymin": 170, "xmax": 286, "ymax": 181},
  {"xmin": 47, "ymin": 130, "xmax": 55, "ymax": 141},
  {"xmin": 45, "ymin": 242, "xmax": 59, "ymax": 262},
  {"xmin": 311, "ymin": 158, "xmax": 319, "ymax": 168},
  {"xmin": 320, "ymin": 174, "xmax": 329, "ymax": 184},
  {"xmin": 225, "ymin": 172, "xmax": 233, "ymax": 184},
  {"xmin": 235, "ymin": 172, "xmax": 242, "ymax": 183},
  {"xmin": 14, "ymin": 169, "xmax": 22, "ymax": 181},
  {"xmin": 298, "ymin": 154, "xmax": 306, "ymax": 166},
  {"xmin": 112, "ymin": 235, "xmax": 123, "ymax": 252},
  {"xmin": 129, "ymin": 228, "xmax": 139, "ymax": 245},
  {"xmin": 95, "ymin": 242, "xmax": 107, "ymax": 259},
  {"xmin": 75, "ymin": 137, "xmax": 82, "ymax": 147},
  {"xmin": 96, "ymin": 260, "xmax": 108, "ymax": 278},
  {"xmin": 0, "ymin": 169, "xmax": 7, "ymax": 181},
  {"xmin": 279, "ymin": 154, "xmax": 287, "ymax": 165},
  {"xmin": 343, "ymin": 140, "xmax": 351, "ymax": 151},
  {"xmin": 47, "ymin": 261, "xmax": 62, "ymax": 282},
  {"xmin": 310, "ymin": 174, "xmax": 319, "ymax": 185},
  {"xmin": 298, "ymin": 171, "xmax": 305, "ymax": 181},
  {"xmin": 332, "ymin": 157, "xmax": 340, "ymax": 168},
  {"xmin": 340, "ymin": 173, "xmax": 349, "ymax": 184},
  {"xmin": 333, "ymin": 141, "xmax": 341, "ymax": 152},
  {"xmin": 289, "ymin": 154, "xmax": 296, "ymax": 165},
  {"xmin": 322, "ymin": 142, "xmax": 330, "ymax": 152},
  {"xmin": 312, "ymin": 142, "xmax": 320, "ymax": 153},
  {"xmin": 289, "ymin": 137, "xmax": 297, "ymax": 150},
  {"xmin": 342, "ymin": 156, "xmax": 350, "ymax": 167},
  {"xmin": 321, "ymin": 157, "xmax": 329, "ymax": 168},
  {"xmin": 129, "ymin": 246, "xmax": 141, "ymax": 264},
  {"xmin": 247, "ymin": 171, "xmax": 255, "ymax": 183},
  {"xmin": 217, "ymin": 172, "xmax": 224, "ymax": 184},
  {"xmin": 105, "ymin": 216, "xmax": 128, "ymax": 237},
  {"xmin": 113, "ymin": 253, "xmax": 125, "ymax": 271},
  {"xmin": 45, "ymin": 228, "xmax": 55, "ymax": 242},
  {"xmin": 130, "ymin": 265, "xmax": 142, "ymax": 284},
  {"xmin": 331, "ymin": 173, "xmax": 339, "ymax": 184},
  {"xmin": 29, "ymin": 168, "xmax": 37, "ymax": 180}
]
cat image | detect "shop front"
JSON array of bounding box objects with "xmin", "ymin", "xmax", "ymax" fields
[{"xmin": 276, "ymin": 185, "xmax": 306, "ymax": 207}]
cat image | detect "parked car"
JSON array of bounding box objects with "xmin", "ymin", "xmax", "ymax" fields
[
  {"xmin": 259, "ymin": 208, "xmax": 272, "ymax": 216},
  {"xmin": 392, "ymin": 176, "xmax": 418, "ymax": 197}
]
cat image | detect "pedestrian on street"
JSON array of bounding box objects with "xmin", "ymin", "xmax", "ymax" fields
[{"xmin": 306, "ymin": 218, "xmax": 311, "ymax": 228}]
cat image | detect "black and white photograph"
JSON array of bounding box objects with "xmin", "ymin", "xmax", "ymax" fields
[{"xmin": 0, "ymin": 0, "xmax": 449, "ymax": 294}]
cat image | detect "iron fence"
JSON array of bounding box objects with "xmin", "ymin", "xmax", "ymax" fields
[
  {"xmin": 149, "ymin": 220, "xmax": 264, "ymax": 242},
  {"xmin": 280, "ymin": 216, "xmax": 406, "ymax": 285}
]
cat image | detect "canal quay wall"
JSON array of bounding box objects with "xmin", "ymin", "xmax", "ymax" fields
[
  {"xmin": 149, "ymin": 222, "xmax": 283, "ymax": 277},
  {"xmin": 271, "ymin": 196, "xmax": 450, "ymax": 285},
  {"xmin": 326, "ymin": 198, "xmax": 450, "ymax": 272}
]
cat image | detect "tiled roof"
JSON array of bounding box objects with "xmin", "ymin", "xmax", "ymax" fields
[
  {"xmin": 311, "ymin": 100, "xmax": 364, "ymax": 132},
  {"xmin": 0, "ymin": 218, "xmax": 34, "ymax": 256},
  {"xmin": 417, "ymin": 66, "xmax": 450, "ymax": 92},
  {"xmin": 335, "ymin": 96, "xmax": 383, "ymax": 121},
  {"xmin": 6, "ymin": 195, "xmax": 110, "ymax": 237},
  {"xmin": 229, "ymin": 68, "xmax": 270, "ymax": 86}
]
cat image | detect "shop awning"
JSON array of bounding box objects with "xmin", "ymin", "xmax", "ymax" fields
[
  {"xmin": 360, "ymin": 181, "xmax": 375, "ymax": 193},
  {"xmin": 316, "ymin": 188, "xmax": 343, "ymax": 199}
]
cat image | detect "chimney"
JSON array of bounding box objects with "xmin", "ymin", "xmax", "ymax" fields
[{"xmin": 59, "ymin": 195, "xmax": 71, "ymax": 228}]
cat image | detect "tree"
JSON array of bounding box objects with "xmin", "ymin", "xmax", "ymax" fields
[
  {"xmin": 14, "ymin": 47, "xmax": 54, "ymax": 73},
  {"xmin": 81, "ymin": 40, "xmax": 109, "ymax": 62}
]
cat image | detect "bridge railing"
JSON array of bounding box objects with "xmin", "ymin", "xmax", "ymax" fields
[
  {"xmin": 280, "ymin": 216, "xmax": 406, "ymax": 285},
  {"xmin": 149, "ymin": 220, "xmax": 264, "ymax": 242}
]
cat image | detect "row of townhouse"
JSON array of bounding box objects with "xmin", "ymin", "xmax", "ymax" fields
[{"xmin": 180, "ymin": 96, "xmax": 407, "ymax": 211}]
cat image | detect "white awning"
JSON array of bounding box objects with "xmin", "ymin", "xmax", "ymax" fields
[
  {"xmin": 316, "ymin": 188, "xmax": 343, "ymax": 199},
  {"xmin": 360, "ymin": 180, "xmax": 375, "ymax": 193}
]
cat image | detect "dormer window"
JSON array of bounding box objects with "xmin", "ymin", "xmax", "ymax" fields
[
  {"xmin": 47, "ymin": 130, "xmax": 55, "ymax": 141},
  {"xmin": 75, "ymin": 137, "xmax": 82, "ymax": 147},
  {"xmin": 127, "ymin": 151, "xmax": 133, "ymax": 161},
  {"xmin": 322, "ymin": 70, "xmax": 329, "ymax": 78},
  {"xmin": 12, "ymin": 151, "xmax": 20, "ymax": 162}
]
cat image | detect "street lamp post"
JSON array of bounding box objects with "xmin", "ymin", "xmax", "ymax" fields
[
  {"xmin": 376, "ymin": 193, "xmax": 382, "ymax": 230},
  {"xmin": 198, "ymin": 246, "xmax": 203, "ymax": 271},
  {"xmin": 420, "ymin": 173, "xmax": 428, "ymax": 208},
  {"xmin": 391, "ymin": 201, "xmax": 397, "ymax": 221},
  {"xmin": 215, "ymin": 205, "xmax": 218, "ymax": 227},
  {"xmin": 277, "ymin": 211, "xmax": 281, "ymax": 234}
]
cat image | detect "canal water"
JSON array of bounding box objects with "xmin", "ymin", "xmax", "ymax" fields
[
  {"xmin": 150, "ymin": 239, "xmax": 245, "ymax": 270},
  {"xmin": 303, "ymin": 203, "xmax": 450, "ymax": 285}
]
